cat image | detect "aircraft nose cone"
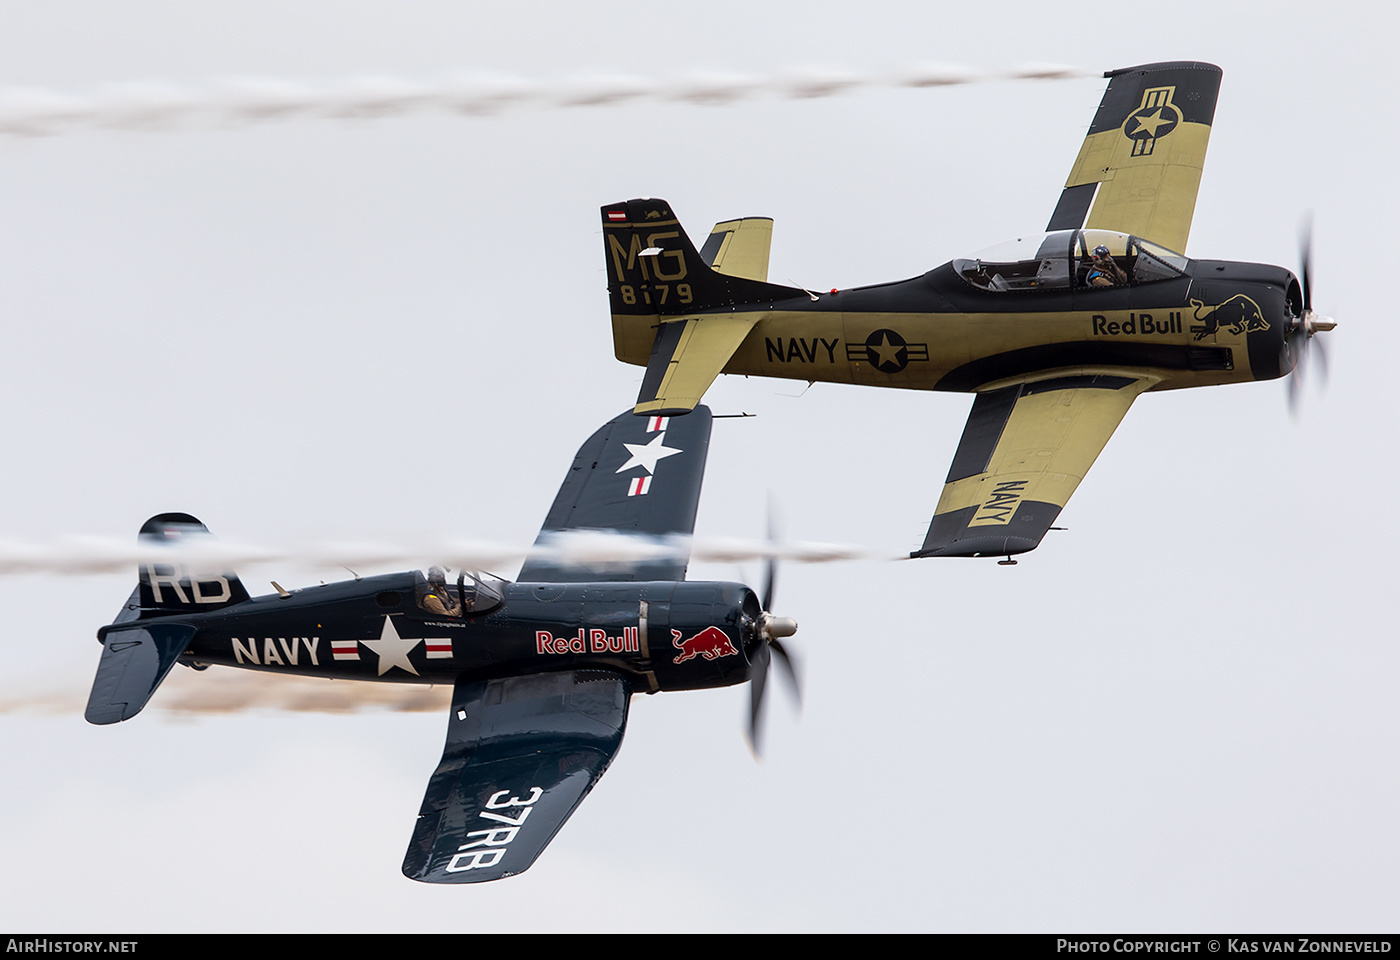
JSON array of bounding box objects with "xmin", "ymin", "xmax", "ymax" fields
[{"xmin": 760, "ymin": 614, "xmax": 798, "ymax": 640}]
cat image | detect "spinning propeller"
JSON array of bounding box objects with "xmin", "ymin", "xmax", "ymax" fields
[
  {"xmin": 745, "ymin": 512, "xmax": 801, "ymax": 758},
  {"xmin": 1285, "ymin": 217, "xmax": 1337, "ymax": 412}
]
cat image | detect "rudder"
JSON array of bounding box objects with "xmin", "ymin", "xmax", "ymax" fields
[
  {"xmin": 137, "ymin": 513, "xmax": 250, "ymax": 613},
  {"xmin": 86, "ymin": 513, "xmax": 249, "ymax": 724},
  {"xmin": 602, "ymin": 199, "xmax": 804, "ymax": 415},
  {"xmin": 601, "ymin": 199, "xmax": 800, "ymax": 320}
]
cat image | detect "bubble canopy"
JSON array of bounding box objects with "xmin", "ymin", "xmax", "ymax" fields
[
  {"xmin": 953, "ymin": 229, "xmax": 1188, "ymax": 292},
  {"xmin": 413, "ymin": 567, "xmax": 505, "ymax": 618}
]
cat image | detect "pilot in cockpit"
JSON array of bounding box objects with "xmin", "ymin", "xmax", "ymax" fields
[
  {"xmin": 420, "ymin": 566, "xmax": 462, "ymax": 617},
  {"xmin": 1085, "ymin": 244, "xmax": 1128, "ymax": 288}
]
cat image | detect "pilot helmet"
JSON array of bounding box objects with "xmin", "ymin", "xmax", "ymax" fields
[{"xmin": 1093, "ymin": 244, "xmax": 1111, "ymax": 258}]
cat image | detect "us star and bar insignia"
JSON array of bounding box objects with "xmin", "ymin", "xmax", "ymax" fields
[
  {"xmin": 845, "ymin": 329, "xmax": 929, "ymax": 374},
  {"xmin": 1123, "ymin": 86, "xmax": 1181, "ymax": 157},
  {"xmin": 616, "ymin": 416, "xmax": 680, "ymax": 496}
]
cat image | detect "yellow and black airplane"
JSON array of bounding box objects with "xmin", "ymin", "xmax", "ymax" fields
[{"xmin": 601, "ymin": 61, "xmax": 1334, "ymax": 560}]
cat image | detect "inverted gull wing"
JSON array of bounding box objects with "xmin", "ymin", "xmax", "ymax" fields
[
  {"xmin": 914, "ymin": 375, "xmax": 1154, "ymax": 558},
  {"xmin": 634, "ymin": 315, "xmax": 760, "ymax": 417},
  {"xmin": 402, "ymin": 670, "xmax": 630, "ymax": 884},
  {"xmin": 1047, "ymin": 61, "xmax": 1221, "ymax": 253},
  {"xmin": 700, "ymin": 217, "xmax": 774, "ymax": 282},
  {"xmin": 518, "ymin": 406, "xmax": 713, "ymax": 582}
]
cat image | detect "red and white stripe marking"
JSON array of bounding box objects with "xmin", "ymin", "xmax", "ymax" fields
[
  {"xmin": 646, "ymin": 416, "xmax": 669, "ymax": 432},
  {"xmin": 627, "ymin": 475, "xmax": 652, "ymax": 497},
  {"xmin": 424, "ymin": 639, "xmax": 453, "ymax": 659},
  {"xmin": 331, "ymin": 640, "xmax": 359, "ymax": 661},
  {"xmin": 606, "ymin": 209, "xmax": 627, "ymax": 222}
]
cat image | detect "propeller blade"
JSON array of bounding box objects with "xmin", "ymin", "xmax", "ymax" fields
[
  {"xmin": 746, "ymin": 643, "xmax": 771, "ymax": 757},
  {"xmin": 1299, "ymin": 213, "xmax": 1314, "ymax": 315},
  {"xmin": 769, "ymin": 639, "xmax": 802, "ymax": 711},
  {"xmin": 762, "ymin": 494, "xmax": 780, "ymax": 612},
  {"xmin": 746, "ymin": 495, "xmax": 802, "ymax": 759},
  {"xmin": 1285, "ymin": 211, "xmax": 1335, "ymax": 417}
]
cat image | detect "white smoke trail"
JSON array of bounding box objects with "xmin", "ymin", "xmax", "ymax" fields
[
  {"xmin": 0, "ymin": 62, "xmax": 1093, "ymax": 137},
  {"xmin": 0, "ymin": 529, "xmax": 877, "ymax": 577},
  {"xmin": 155, "ymin": 669, "xmax": 452, "ymax": 716},
  {"xmin": 0, "ymin": 671, "xmax": 451, "ymax": 718}
]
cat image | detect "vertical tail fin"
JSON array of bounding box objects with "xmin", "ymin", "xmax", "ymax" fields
[
  {"xmin": 601, "ymin": 198, "xmax": 800, "ymax": 320},
  {"xmin": 602, "ymin": 199, "xmax": 803, "ymax": 415},
  {"xmin": 137, "ymin": 513, "xmax": 250, "ymax": 613},
  {"xmin": 87, "ymin": 511, "xmax": 247, "ymax": 725}
]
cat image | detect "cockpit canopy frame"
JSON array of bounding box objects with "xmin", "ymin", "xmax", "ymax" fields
[
  {"xmin": 953, "ymin": 229, "xmax": 1188, "ymax": 293},
  {"xmin": 414, "ymin": 567, "xmax": 506, "ymax": 619}
]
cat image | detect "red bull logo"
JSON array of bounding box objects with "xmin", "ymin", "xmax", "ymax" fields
[
  {"xmin": 671, "ymin": 626, "xmax": 738, "ymax": 664},
  {"xmin": 1189, "ymin": 295, "xmax": 1269, "ymax": 341}
]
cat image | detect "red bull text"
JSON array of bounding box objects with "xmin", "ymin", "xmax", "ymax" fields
[{"xmin": 535, "ymin": 627, "xmax": 641, "ymax": 656}]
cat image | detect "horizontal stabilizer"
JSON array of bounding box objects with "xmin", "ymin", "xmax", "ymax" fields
[
  {"xmin": 602, "ymin": 199, "xmax": 802, "ymax": 415},
  {"xmin": 635, "ymin": 315, "xmax": 760, "ymax": 417},
  {"xmin": 84, "ymin": 622, "xmax": 198, "ymax": 724},
  {"xmin": 403, "ymin": 670, "xmax": 630, "ymax": 884},
  {"xmin": 701, "ymin": 217, "xmax": 774, "ymax": 282}
]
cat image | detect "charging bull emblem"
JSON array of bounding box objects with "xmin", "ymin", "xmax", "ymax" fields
[
  {"xmin": 1189, "ymin": 295, "xmax": 1269, "ymax": 341},
  {"xmin": 671, "ymin": 626, "xmax": 738, "ymax": 664}
]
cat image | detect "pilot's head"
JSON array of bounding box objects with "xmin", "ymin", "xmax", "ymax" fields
[{"xmin": 1093, "ymin": 244, "xmax": 1111, "ymax": 260}]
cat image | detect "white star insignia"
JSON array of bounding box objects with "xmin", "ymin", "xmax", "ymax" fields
[
  {"xmin": 615, "ymin": 432, "xmax": 683, "ymax": 475},
  {"xmin": 361, "ymin": 615, "xmax": 421, "ymax": 676}
]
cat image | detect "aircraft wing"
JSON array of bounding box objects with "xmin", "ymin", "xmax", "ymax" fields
[
  {"xmin": 402, "ymin": 670, "xmax": 630, "ymax": 884},
  {"xmin": 913, "ymin": 375, "xmax": 1154, "ymax": 558},
  {"xmin": 1047, "ymin": 61, "xmax": 1221, "ymax": 253},
  {"xmin": 517, "ymin": 406, "xmax": 713, "ymax": 582}
]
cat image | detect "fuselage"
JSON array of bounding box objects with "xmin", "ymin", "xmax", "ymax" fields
[
  {"xmin": 613, "ymin": 255, "xmax": 1300, "ymax": 394},
  {"xmin": 104, "ymin": 572, "xmax": 763, "ymax": 695}
]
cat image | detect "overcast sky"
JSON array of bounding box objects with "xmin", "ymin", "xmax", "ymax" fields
[{"xmin": 0, "ymin": 0, "xmax": 1393, "ymax": 933}]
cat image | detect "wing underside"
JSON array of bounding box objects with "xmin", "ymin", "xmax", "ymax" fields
[
  {"xmin": 518, "ymin": 406, "xmax": 714, "ymax": 582},
  {"xmin": 402, "ymin": 670, "xmax": 630, "ymax": 884},
  {"xmin": 914, "ymin": 375, "xmax": 1153, "ymax": 558},
  {"xmin": 1047, "ymin": 61, "xmax": 1222, "ymax": 253}
]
